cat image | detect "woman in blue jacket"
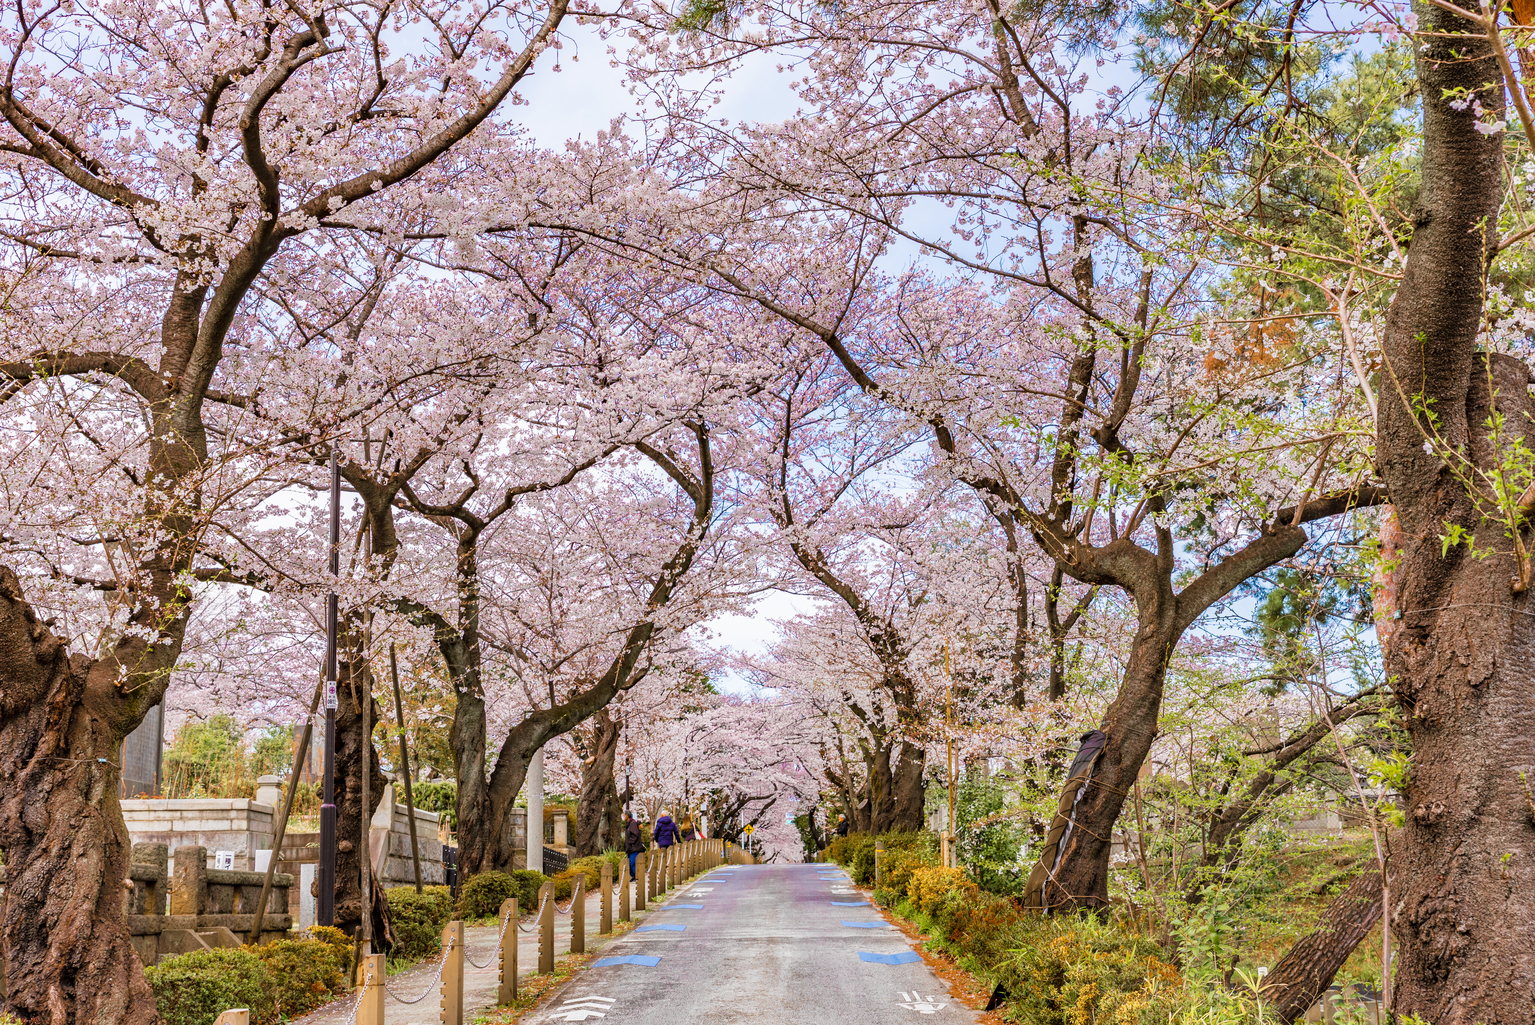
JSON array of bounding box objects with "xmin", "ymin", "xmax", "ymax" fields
[{"xmin": 653, "ymin": 809, "xmax": 679, "ymax": 848}]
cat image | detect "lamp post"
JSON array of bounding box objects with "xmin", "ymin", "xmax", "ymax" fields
[{"xmin": 317, "ymin": 451, "xmax": 340, "ymax": 926}]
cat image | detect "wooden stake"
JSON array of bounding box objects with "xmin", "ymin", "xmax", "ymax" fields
[
  {"xmin": 600, "ymin": 861, "xmax": 613, "ymax": 934},
  {"xmin": 497, "ymin": 898, "xmax": 518, "ymax": 1004},
  {"xmin": 439, "ymin": 920, "xmax": 464, "ymax": 1025},
  {"xmin": 619, "ymin": 855, "xmax": 631, "ymax": 923},
  {"xmin": 538, "ymin": 881, "xmax": 554, "ymax": 974},
  {"xmin": 570, "ymin": 876, "xmax": 586, "ymax": 954},
  {"xmin": 356, "ymin": 954, "xmax": 385, "ymax": 1025}
]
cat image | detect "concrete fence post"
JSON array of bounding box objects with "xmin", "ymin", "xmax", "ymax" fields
[
  {"xmin": 571, "ymin": 875, "xmax": 586, "ymax": 954},
  {"xmin": 440, "ymin": 920, "xmax": 465, "ymax": 1025},
  {"xmin": 212, "ymin": 1012, "xmax": 249, "ymax": 1025},
  {"xmin": 619, "ymin": 855, "xmax": 631, "ymax": 923},
  {"xmin": 636, "ymin": 852, "xmax": 647, "ymax": 910},
  {"xmin": 673, "ymin": 845, "xmax": 681, "ymax": 887},
  {"xmin": 875, "ymin": 841, "xmax": 886, "ymax": 888},
  {"xmin": 538, "ymin": 880, "xmax": 555, "ymax": 974},
  {"xmin": 356, "ymin": 954, "xmax": 385, "ymax": 1025},
  {"xmin": 497, "ymin": 898, "xmax": 518, "ymax": 1004},
  {"xmin": 600, "ymin": 861, "xmax": 613, "ymax": 934}
]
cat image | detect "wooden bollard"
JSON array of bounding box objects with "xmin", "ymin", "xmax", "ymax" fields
[
  {"xmin": 571, "ymin": 875, "xmax": 586, "ymax": 954},
  {"xmin": 213, "ymin": 1013, "xmax": 250, "ymax": 1025},
  {"xmin": 600, "ymin": 861, "xmax": 613, "ymax": 934},
  {"xmin": 538, "ymin": 880, "xmax": 555, "ymax": 974},
  {"xmin": 356, "ymin": 953, "xmax": 385, "ymax": 1025},
  {"xmin": 636, "ymin": 852, "xmax": 647, "ymax": 910},
  {"xmin": 440, "ymin": 920, "xmax": 465, "ymax": 1025},
  {"xmin": 875, "ymin": 840, "xmax": 886, "ymax": 888},
  {"xmin": 619, "ymin": 855, "xmax": 632, "ymax": 922},
  {"xmin": 497, "ymin": 898, "xmax": 518, "ymax": 1004}
]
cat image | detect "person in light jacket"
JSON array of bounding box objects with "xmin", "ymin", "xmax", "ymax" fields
[{"xmin": 654, "ymin": 809, "xmax": 679, "ymax": 848}]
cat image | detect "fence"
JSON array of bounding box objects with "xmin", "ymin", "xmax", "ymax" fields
[{"xmin": 209, "ymin": 838, "xmax": 729, "ymax": 1025}]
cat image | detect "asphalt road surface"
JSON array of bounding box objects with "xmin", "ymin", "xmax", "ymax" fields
[{"xmin": 535, "ymin": 863, "xmax": 983, "ymax": 1024}]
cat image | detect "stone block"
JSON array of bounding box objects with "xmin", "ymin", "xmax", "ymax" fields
[{"xmin": 171, "ymin": 846, "xmax": 207, "ymax": 915}]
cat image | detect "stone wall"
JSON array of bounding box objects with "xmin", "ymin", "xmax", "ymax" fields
[{"xmin": 122, "ymin": 798, "xmax": 277, "ymax": 871}]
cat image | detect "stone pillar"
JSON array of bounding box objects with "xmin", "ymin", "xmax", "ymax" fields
[
  {"xmin": 171, "ymin": 846, "xmax": 207, "ymax": 915},
  {"xmin": 255, "ymin": 775, "xmax": 283, "ymax": 808},
  {"xmin": 552, "ymin": 807, "xmax": 568, "ymax": 848},
  {"xmin": 527, "ymin": 747, "xmax": 544, "ymax": 874}
]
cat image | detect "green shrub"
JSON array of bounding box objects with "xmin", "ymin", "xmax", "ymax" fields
[
  {"xmin": 457, "ymin": 869, "xmax": 548, "ymax": 919},
  {"xmin": 252, "ymin": 937, "xmax": 350, "ymax": 1018},
  {"xmin": 387, "ymin": 885, "xmax": 456, "ymax": 959},
  {"xmin": 144, "ymin": 948, "xmax": 275, "ymax": 1025},
  {"xmin": 406, "ymin": 779, "xmax": 458, "ymax": 829},
  {"xmin": 569, "ymin": 853, "xmax": 620, "ymax": 889}
]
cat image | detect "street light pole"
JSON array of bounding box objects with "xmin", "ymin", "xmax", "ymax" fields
[{"xmin": 318, "ymin": 451, "xmax": 340, "ymax": 927}]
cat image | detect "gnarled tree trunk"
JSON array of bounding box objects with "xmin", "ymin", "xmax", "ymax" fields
[
  {"xmin": 1376, "ymin": 5, "xmax": 1535, "ymax": 1020},
  {"xmin": 575, "ymin": 709, "xmax": 622, "ymax": 857},
  {"xmin": 331, "ymin": 643, "xmax": 391, "ymax": 942},
  {"xmin": 0, "ymin": 569, "xmax": 159, "ymax": 1025}
]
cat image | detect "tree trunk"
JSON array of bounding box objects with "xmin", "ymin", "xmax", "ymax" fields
[
  {"xmin": 1377, "ymin": 5, "xmax": 1535, "ymax": 1021},
  {"xmin": 889, "ymin": 743, "xmax": 926, "ymax": 831},
  {"xmin": 576, "ymin": 710, "xmax": 621, "ymax": 857},
  {"xmin": 1044, "ymin": 592, "xmax": 1177, "ymax": 909},
  {"xmin": 1261, "ymin": 868, "xmax": 1384, "ymax": 1023},
  {"xmin": 0, "ymin": 569, "xmax": 164, "ymax": 1025},
  {"xmin": 332, "ymin": 647, "xmax": 391, "ymax": 941}
]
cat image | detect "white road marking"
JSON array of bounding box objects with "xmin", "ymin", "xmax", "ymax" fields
[
  {"xmin": 897, "ymin": 992, "xmax": 948, "ymax": 1014},
  {"xmin": 548, "ymin": 996, "xmax": 616, "ymax": 1021}
]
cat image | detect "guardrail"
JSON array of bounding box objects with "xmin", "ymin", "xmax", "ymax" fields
[{"xmin": 208, "ymin": 838, "xmax": 727, "ymax": 1024}]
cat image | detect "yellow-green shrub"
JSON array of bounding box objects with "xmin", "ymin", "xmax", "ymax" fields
[
  {"xmin": 1000, "ymin": 916, "xmax": 1181, "ymax": 1025},
  {"xmin": 252, "ymin": 936, "xmax": 350, "ymax": 1018},
  {"xmin": 882, "ymin": 847, "xmax": 933, "ymax": 896},
  {"xmin": 906, "ymin": 866, "xmax": 977, "ymax": 916}
]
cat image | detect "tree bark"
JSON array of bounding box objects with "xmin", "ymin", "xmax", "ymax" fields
[
  {"xmin": 1376, "ymin": 5, "xmax": 1535, "ymax": 1021},
  {"xmin": 330, "ymin": 641, "xmax": 391, "ymax": 942},
  {"xmin": 0, "ymin": 569, "xmax": 158, "ymax": 1025},
  {"xmin": 889, "ymin": 743, "xmax": 926, "ymax": 832},
  {"xmin": 575, "ymin": 709, "xmax": 622, "ymax": 857},
  {"xmin": 1262, "ymin": 868, "xmax": 1384, "ymax": 1023}
]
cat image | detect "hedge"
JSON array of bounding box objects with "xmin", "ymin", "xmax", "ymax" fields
[
  {"xmin": 143, "ymin": 930, "xmax": 356, "ymax": 1025},
  {"xmin": 387, "ymin": 884, "xmax": 456, "ymax": 959},
  {"xmin": 456, "ymin": 868, "xmax": 548, "ymax": 919}
]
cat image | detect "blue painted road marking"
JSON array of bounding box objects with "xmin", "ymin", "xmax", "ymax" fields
[
  {"xmin": 859, "ymin": 951, "xmax": 921, "ymax": 965},
  {"xmin": 841, "ymin": 921, "xmax": 886, "ymax": 928},
  {"xmin": 665, "ymin": 903, "xmax": 706, "ymax": 909},
  {"xmin": 637, "ymin": 924, "xmax": 687, "ymax": 932},
  {"xmin": 593, "ymin": 955, "xmax": 662, "ymax": 967},
  {"xmin": 831, "ymin": 901, "xmax": 869, "ymax": 906}
]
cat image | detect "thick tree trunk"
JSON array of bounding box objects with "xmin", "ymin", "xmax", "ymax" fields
[
  {"xmin": 1044, "ymin": 593, "xmax": 1177, "ymax": 909},
  {"xmin": 0, "ymin": 570, "xmax": 164, "ymax": 1025},
  {"xmin": 1262, "ymin": 868, "xmax": 1384, "ymax": 1023},
  {"xmin": 576, "ymin": 710, "xmax": 621, "ymax": 857},
  {"xmin": 888, "ymin": 743, "xmax": 926, "ymax": 831},
  {"xmin": 1377, "ymin": 5, "xmax": 1535, "ymax": 1021}
]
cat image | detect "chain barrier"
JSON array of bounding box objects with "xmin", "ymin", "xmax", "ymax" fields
[
  {"xmin": 464, "ymin": 903, "xmax": 515, "ymax": 970},
  {"xmin": 517, "ymin": 892, "xmax": 549, "ymax": 933},
  {"xmin": 384, "ymin": 938, "xmax": 452, "ymax": 1005}
]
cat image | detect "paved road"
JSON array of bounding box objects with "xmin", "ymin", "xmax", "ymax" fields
[{"xmin": 533, "ymin": 864, "xmax": 982, "ymax": 1024}]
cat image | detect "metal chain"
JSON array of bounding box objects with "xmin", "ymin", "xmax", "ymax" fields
[
  {"xmin": 517, "ymin": 892, "xmax": 549, "ymax": 933},
  {"xmin": 385, "ymin": 938, "xmax": 452, "ymax": 1005},
  {"xmin": 464, "ymin": 903, "xmax": 515, "ymax": 970}
]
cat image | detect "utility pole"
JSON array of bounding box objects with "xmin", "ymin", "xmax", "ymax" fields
[
  {"xmin": 318, "ymin": 451, "xmax": 340, "ymax": 927},
  {"xmin": 939, "ymin": 644, "xmax": 951, "ymax": 871}
]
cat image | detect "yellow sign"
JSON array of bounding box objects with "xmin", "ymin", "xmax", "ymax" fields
[{"xmin": 743, "ymin": 825, "xmax": 754, "ymax": 835}]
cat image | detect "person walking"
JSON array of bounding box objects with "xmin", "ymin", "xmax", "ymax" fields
[
  {"xmin": 835, "ymin": 813, "xmax": 849, "ymax": 838},
  {"xmin": 624, "ymin": 811, "xmax": 644, "ymax": 879},
  {"xmin": 654, "ymin": 808, "xmax": 679, "ymax": 848},
  {"xmin": 679, "ymin": 815, "xmax": 697, "ymax": 842}
]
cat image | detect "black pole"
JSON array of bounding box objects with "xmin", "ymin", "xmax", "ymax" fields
[{"xmin": 318, "ymin": 451, "xmax": 340, "ymax": 927}]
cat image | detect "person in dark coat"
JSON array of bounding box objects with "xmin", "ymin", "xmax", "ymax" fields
[
  {"xmin": 835, "ymin": 813, "xmax": 849, "ymax": 837},
  {"xmin": 624, "ymin": 811, "xmax": 644, "ymax": 878},
  {"xmin": 654, "ymin": 809, "xmax": 679, "ymax": 848}
]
